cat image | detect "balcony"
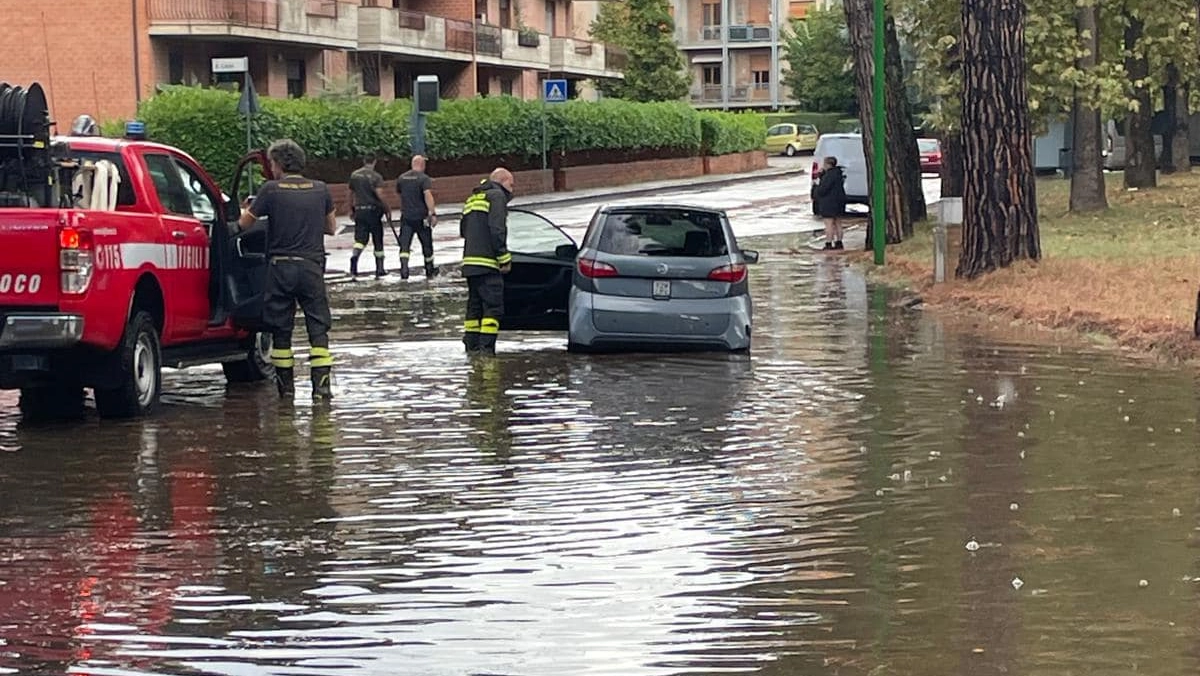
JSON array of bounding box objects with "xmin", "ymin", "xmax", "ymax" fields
[
  {"xmin": 549, "ymin": 37, "xmax": 617, "ymax": 77},
  {"xmin": 692, "ymin": 85, "xmax": 723, "ymax": 103},
  {"xmin": 605, "ymin": 46, "xmax": 628, "ymax": 72},
  {"xmin": 357, "ymin": 5, "xmax": 447, "ymax": 56},
  {"xmin": 148, "ymin": 0, "xmax": 357, "ymax": 48}
]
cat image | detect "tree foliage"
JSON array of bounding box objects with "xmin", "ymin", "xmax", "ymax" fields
[
  {"xmin": 781, "ymin": 9, "xmax": 856, "ymax": 113},
  {"xmin": 589, "ymin": 0, "xmax": 691, "ymax": 102}
]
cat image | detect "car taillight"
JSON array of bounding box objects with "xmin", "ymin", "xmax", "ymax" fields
[
  {"xmin": 708, "ymin": 263, "xmax": 747, "ymax": 283},
  {"xmin": 811, "ymin": 161, "xmax": 820, "ymax": 180},
  {"xmin": 59, "ymin": 224, "xmax": 94, "ymax": 295},
  {"xmin": 578, "ymin": 257, "xmax": 618, "ymax": 278}
]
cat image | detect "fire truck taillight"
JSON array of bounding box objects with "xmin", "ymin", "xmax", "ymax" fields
[{"xmin": 59, "ymin": 226, "xmax": 94, "ymax": 295}]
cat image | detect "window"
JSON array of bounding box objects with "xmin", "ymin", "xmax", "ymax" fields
[
  {"xmin": 507, "ymin": 210, "xmax": 573, "ymax": 257},
  {"xmin": 72, "ymin": 151, "xmax": 137, "ymax": 207},
  {"xmin": 766, "ymin": 124, "xmax": 787, "ymax": 137},
  {"xmin": 500, "ymin": 77, "xmax": 514, "ymax": 96},
  {"xmin": 546, "ymin": 0, "xmax": 558, "ymax": 36},
  {"xmin": 702, "ymin": 2, "xmax": 721, "ymax": 26},
  {"xmin": 286, "ymin": 59, "xmax": 306, "ymax": 98},
  {"xmin": 172, "ymin": 159, "xmax": 218, "ymax": 226},
  {"xmin": 144, "ymin": 154, "xmax": 216, "ymax": 226},
  {"xmin": 168, "ymin": 51, "xmax": 184, "ymax": 85},
  {"xmin": 753, "ymin": 70, "xmax": 770, "ymax": 88},
  {"xmin": 596, "ymin": 210, "xmax": 729, "ymax": 258},
  {"xmin": 702, "ymin": 65, "xmax": 722, "ymax": 85}
]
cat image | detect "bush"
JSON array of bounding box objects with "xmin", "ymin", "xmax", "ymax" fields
[
  {"xmin": 132, "ymin": 87, "xmax": 716, "ymax": 184},
  {"xmin": 700, "ymin": 111, "xmax": 766, "ymax": 155},
  {"xmin": 763, "ymin": 111, "xmax": 846, "ymax": 135},
  {"xmin": 546, "ymin": 99, "xmax": 702, "ymax": 153}
]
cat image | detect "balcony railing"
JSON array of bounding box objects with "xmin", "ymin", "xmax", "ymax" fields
[
  {"xmin": 444, "ymin": 19, "xmax": 504, "ymax": 57},
  {"xmin": 692, "ymin": 85, "xmax": 723, "ymax": 102},
  {"xmin": 306, "ymin": 0, "xmax": 337, "ymax": 17},
  {"xmin": 148, "ymin": 0, "xmax": 279, "ymax": 29},
  {"xmin": 396, "ymin": 8, "xmax": 426, "ymax": 30},
  {"xmin": 574, "ymin": 41, "xmax": 594, "ymax": 56},
  {"xmin": 700, "ymin": 25, "xmax": 722, "ymax": 41},
  {"xmin": 727, "ymin": 24, "xmax": 772, "ymax": 41}
]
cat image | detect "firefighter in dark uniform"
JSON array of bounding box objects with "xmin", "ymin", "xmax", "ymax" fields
[
  {"xmin": 348, "ymin": 154, "xmax": 390, "ymax": 279},
  {"xmin": 460, "ymin": 168, "xmax": 514, "ymax": 355},
  {"xmin": 238, "ymin": 139, "xmax": 337, "ymax": 401},
  {"xmin": 396, "ymin": 154, "xmax": 439, "ymax": 279}
]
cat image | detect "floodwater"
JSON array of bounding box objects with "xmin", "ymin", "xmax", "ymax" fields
[{"xmin": 4, "ymin": 233, "xmax": 1200, "ymax": 676}]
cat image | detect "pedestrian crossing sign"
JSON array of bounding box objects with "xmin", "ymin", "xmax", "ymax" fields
[{"xmin": 543, "ymin": 79, "xmax": 568, "ymax": 103}]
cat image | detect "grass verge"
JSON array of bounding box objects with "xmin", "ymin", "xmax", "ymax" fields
[{"xmin": 853, "ymin": 171, "xmax": 1200, "ymax": 361}]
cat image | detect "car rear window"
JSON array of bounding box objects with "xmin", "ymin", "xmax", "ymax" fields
[
  {"xmin": 596, "ymin": 209, "xmax": 729, "ymax": 257},
  {"xmin": 918, "ymin": 139, "xmax": 940, "ymax": 152}
]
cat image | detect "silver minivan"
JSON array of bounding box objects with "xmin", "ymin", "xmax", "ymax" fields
[
  {"xmin": 811, "ymin": 133, "xmax": 869, "ymax": 205},
  {"xmin": 567, "ymin": 205, "xmax": 757, "ymax": 352}
]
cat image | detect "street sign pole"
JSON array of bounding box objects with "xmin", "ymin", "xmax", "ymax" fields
[{"xmin": 872, "ymin": 0, "xmax": 886, "ymax": 265}]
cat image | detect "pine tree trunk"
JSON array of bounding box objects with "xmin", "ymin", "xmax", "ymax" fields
[
  {"xmin": 939, "ymin": 130, "xmax": 965, "ymax": 198},
  {"xmin": 1168, "ymin": 76, "xmax": 1192, "ymax": 173},
  {"xmin": 1069, "ymin": 1, "xmax": 1107, "ymax": 212},
  {"xmin": 1123, "ymin": 12, "xmax": 1157, "ymax": 188},
  {"xmin": 843, "ymin": 0, "xmax": 922, "ymax": 246},
  {"xmin": 957, "ymin": 0, "xmax": 1040, "ymax": 279}
]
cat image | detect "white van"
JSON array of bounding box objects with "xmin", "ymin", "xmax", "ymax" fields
[{"xmin": 812, "ymin": 133, "xmax": 869, "ymax": 206}]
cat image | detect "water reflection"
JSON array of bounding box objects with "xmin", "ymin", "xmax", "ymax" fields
[{"xmin": 1, "ymin": 239, "xmax": 1200, "ymax": 675}]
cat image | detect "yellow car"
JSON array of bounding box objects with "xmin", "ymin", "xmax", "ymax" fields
[{"xmin": 764, "ymin": 123, "xmax": 820, "ymax": 156}]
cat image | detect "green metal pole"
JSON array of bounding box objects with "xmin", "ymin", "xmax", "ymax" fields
[{"xmin": 872, "ymin": 0, "xmax": 886, "ymax": 265}]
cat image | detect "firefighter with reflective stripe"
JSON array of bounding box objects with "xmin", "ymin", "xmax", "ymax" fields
[
  {"xmin": 239, "ymin": 139, "xmax": 337, "ymax": 401},
  {"xmin": 348, "ymin": 153, "xmax": 390, "ymax": 278},
  {"xmin": 460, "ymin": 168, "xmax": 514, "ymax": 355}
]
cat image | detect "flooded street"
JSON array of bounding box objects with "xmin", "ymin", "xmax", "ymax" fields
[{"xmin": 4, "ymin": 212, "xmax": 1200, "ymax": 674}]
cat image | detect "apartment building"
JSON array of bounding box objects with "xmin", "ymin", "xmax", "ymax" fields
[
  {"xmin": 0, "ymin": 0, "xmax": 624, "ymax": 127},
  {"xmin": 674, "ymin": 0, "xmax": 838, "ymax": 110}
]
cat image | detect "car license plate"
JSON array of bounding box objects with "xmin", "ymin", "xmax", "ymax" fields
[{"xmin": 652, "ymin": 280, "xmax": 671, "ymax": 299}]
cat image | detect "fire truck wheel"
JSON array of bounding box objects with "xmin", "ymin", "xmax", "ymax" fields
[
  {"xmin": 18, "ymin": 382, "xmax": 85, "ymax": 422},
  {"xmin": 95, "ymin": 311, "xmax": 161, "ymax": 419},
  {"xmin": 223, "ymin": 332, "xmax": 275, "ymax": 383}
]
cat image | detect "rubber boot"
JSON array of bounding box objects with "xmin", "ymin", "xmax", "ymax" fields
[
  {"xmin": 375, "ymin": 256, "xmax": 387, "ymax": 278},
  {"xmin": 349, "ymin": 253, "xmax": 360, "ymax": 278},
  {"xmin": 477, "ymin": 333, "xmax": 497, "ymax": 356},
  {"xmin": 463, "ymin": 332, "xmax": 480, "ymax": 353},
  {"xmin": 275, "ymin": 367, "xmax": 295, "ymax": 399},
  {"xmin": 311, "ymin": 366, "xmax": 333, "ymax": 401},
  {"xmin": 425, "ymin": 261, "xmax": 439, "ymax": 278},
  {"xmin": 399, "ymin": 258, "xmax": 410, "ymax": 280}
]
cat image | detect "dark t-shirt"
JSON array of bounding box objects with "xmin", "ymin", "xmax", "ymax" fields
[
  {"xmin": 349, "ymin": 166, "xmax": 385, "ymax": 210},
  {"xmin": 397, "ymin": 169, "xmax": 433, "ymax": 220},
  {"xmin": 249, "ymin": 175, "xmax": 334, "ymax": 263}
]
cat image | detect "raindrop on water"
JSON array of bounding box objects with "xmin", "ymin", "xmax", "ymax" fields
[
  {"xmin": 1012, "ymin": 577, "xmax": 1024, "ymax": 590},
  {"xmin": 1173, "ymin": 508, "xmax": 1182, "ymax": 517},
  {"xmin": 1010, "ymin": 502, "xmax": 1019, "ymax": 511},
  {"xmin": 1139, "ymin": 579, "xmax": 1149, "ymax": 588},
  {"xmin": 965, "ymin": 539, "xmax": 980, "ymax": 552}
]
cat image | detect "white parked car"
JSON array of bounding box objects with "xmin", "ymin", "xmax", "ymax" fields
[{"xmin": 811, "ymin": 133, "xmax": 868, "ymax": 207}]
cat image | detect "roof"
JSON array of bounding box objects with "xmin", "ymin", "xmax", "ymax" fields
[
  {"xmin": 595, "ymin": 203, "xmax": 728, "ymax": 215},
  {"xmin": 56, "ymin": 135, "xmax": 189, "ymax": 156}
]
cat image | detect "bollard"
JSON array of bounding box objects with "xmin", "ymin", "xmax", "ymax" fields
[{"xmin": 933, "ymin": 223, "xmax": 947, "ymax": 283}]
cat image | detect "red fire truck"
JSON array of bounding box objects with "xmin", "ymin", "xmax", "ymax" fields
[{"xmin": 0, "ymin": 82, "xmax": 278, "ymax": 419}]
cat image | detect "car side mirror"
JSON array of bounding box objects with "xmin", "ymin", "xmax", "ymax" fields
[
  {"xmin": 742, "ymin": 249, "xmax": 760, "ymax": 264},
  {"xmin": 555, "ymin": 243, "xmax": 579, "ymax": 260}
]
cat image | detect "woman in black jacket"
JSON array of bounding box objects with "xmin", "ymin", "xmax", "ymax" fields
[{"xmin": 813, "ymin": 156, "xmax": 847, "ymax": 250}]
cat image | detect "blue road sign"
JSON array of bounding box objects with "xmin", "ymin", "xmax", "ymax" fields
[{"xmin": 543, "ymin": 79, "xmax": 568, "ymax": 103}]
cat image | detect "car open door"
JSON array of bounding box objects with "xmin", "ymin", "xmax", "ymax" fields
[
  {"xmin": 221, "ymin": 151, "xmax": 272, "ymax": 331},
  {"xmin": 503, "ymin": 208, "xmax": 577, "ymax": 331}
]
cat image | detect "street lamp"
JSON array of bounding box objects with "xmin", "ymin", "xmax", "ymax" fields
[{"xmin": 872, "ymin": 0, "xmax": 885, "ymax": 265}]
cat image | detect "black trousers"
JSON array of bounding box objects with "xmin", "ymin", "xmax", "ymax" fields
[
  {"xmin": 463, "ymin": 273, "xmax": 504, "ymax": 352},
  {"xmin": 398, "ymin": 217, "xmax": 434, "ymax": 264},
  {"xmin": 352, "ymin": 207, "xmax": 385, "ymax": 257},
  {"xmin": 263, "ymin": 257, "xmax": 333, "ymax": 369}
]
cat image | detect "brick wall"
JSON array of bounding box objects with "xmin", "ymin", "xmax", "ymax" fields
[
  {"xmin": 704, "ymin": 150, "xmax": 769, "ymax": 175},
  {"xmin": 0, "ymin": 0, "xmax": 154, "ymax": 125},
  {"xmin": 559, "ymin": 158, "xmax": 705, "ymax": 192}
]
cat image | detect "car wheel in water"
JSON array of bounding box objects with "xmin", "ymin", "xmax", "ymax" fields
[
  {"xmin": 223, "ymin": 332, "xmax": 275, "ymax": 383},
  {"xmin": 95, "ymin": 310, "xmax": 161, "ymax": 419},
  {"xmin": 19, "ymin": 381, "xmax": 85, "ymax": 422}
]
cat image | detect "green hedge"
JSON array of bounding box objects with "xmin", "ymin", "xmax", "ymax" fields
[
  {"xmin": 123, "ymin": 86, "xmax": 763, "ymax": 183},
  {"xmin": 700, "ymin": 111, "xmax": 767, "ymax": 155}
]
